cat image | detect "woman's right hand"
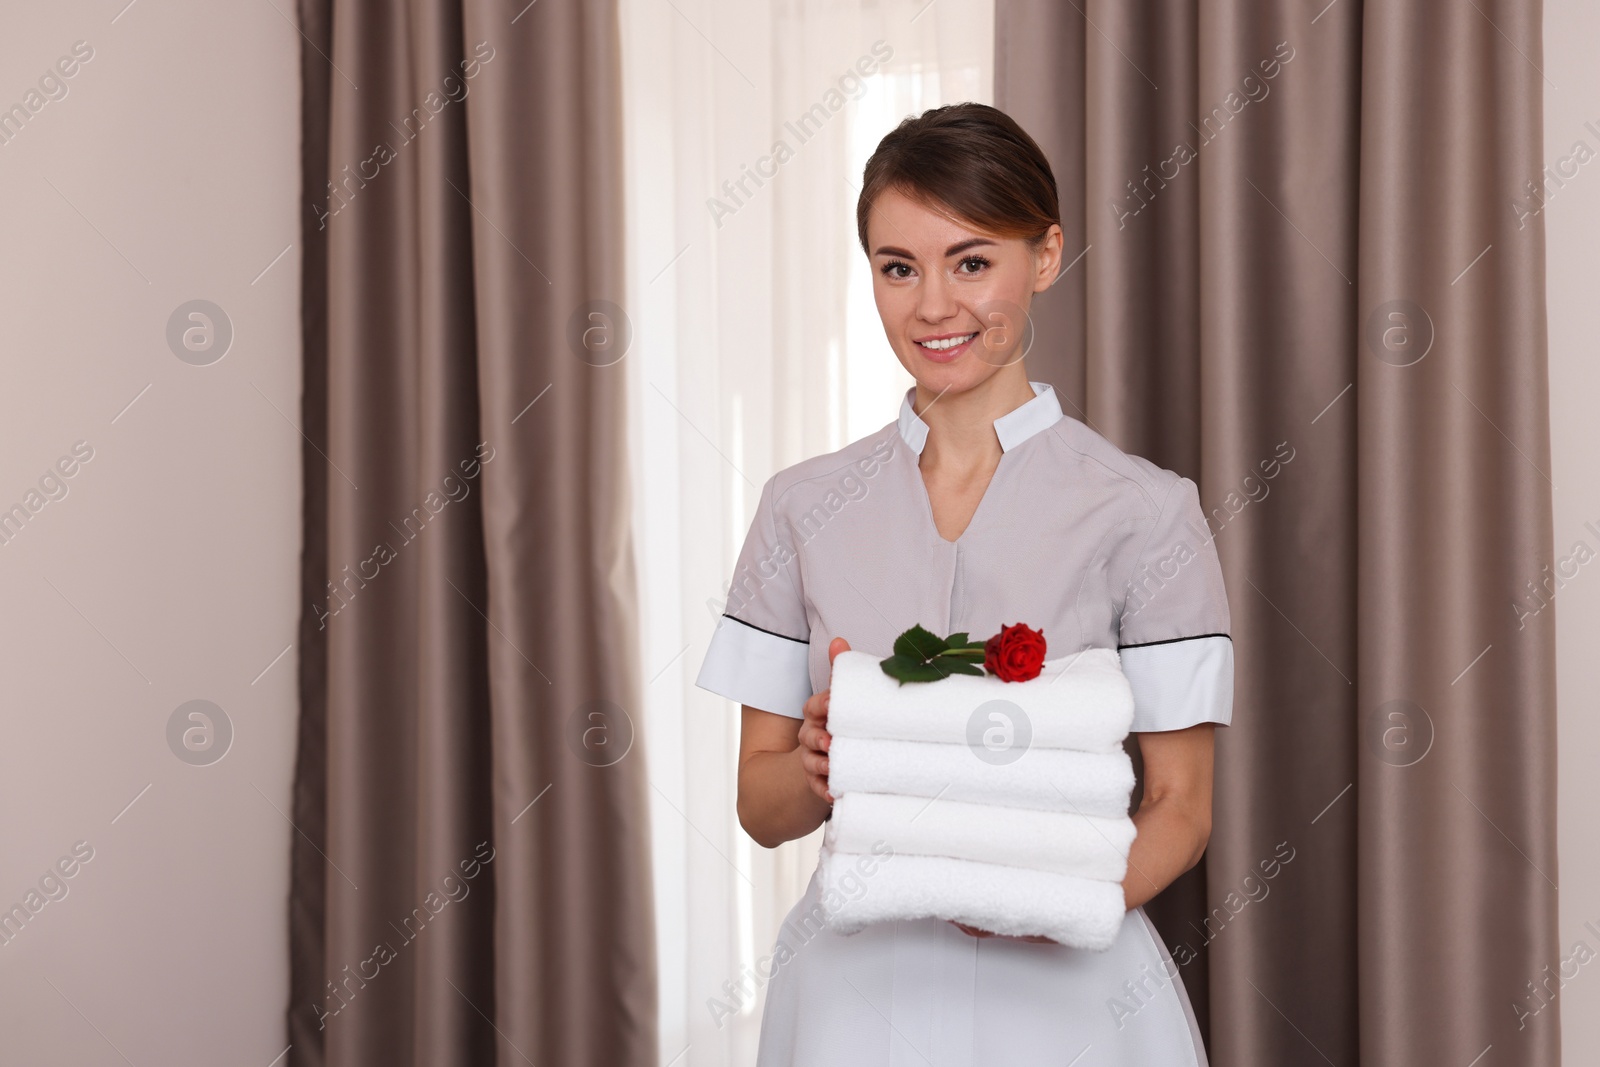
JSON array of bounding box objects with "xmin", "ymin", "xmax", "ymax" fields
[{"xmin": 798, "ymin": 637, "xmax": 851, "ymax": 804}]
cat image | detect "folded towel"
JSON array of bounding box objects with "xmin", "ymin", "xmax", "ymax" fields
[
  {"xmin": 826, "ymin": 647, "xmax": 1133, "ymax": 754},
  {"xmin": 827, "ymin": 735, "xmax": 1134, "ymax": 819},
  {"xmin": 824, "ymin": 791, "xmax": 1134, "ymax": 883},
  {"xmin": 818, "ymin": 844, "xmax": 1128, "ymax": 951}
]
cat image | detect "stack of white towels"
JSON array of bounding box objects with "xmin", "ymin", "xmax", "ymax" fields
[{"xmin": 818, "ymin": 646, "xmax": 1138, "ymax": 951}]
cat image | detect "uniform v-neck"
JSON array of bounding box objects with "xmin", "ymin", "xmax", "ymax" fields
[
  {"xmin": 914, "ymin": 450, "xmax": 1005, "ymax": 545},
  {"xmin": 897, "ymin": 380, "xmax": 1066, "ymax": 545}
]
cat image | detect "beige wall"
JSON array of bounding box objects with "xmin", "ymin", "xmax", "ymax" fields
[
  {"xmin": 1546, "ymin": 2, "xmax": 1600, "ymax": 1058},
  {"xmin": 0, "ymin": 3, "xmax": 301, "ymax": 1063}
]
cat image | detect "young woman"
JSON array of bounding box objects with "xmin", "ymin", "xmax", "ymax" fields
[{"xmin": 695, "ymin": 103, "xmax": 1231, "ymax": 1066}]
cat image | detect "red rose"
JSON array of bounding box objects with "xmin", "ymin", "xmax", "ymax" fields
[{"xmin": 983, "ymin": 623, "xmax": 1047, "ymax": 682}]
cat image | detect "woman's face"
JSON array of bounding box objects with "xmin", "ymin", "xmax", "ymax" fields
[{"xmin": 866, "ymin": 185, "xmax": 1063, "ymax": 396}]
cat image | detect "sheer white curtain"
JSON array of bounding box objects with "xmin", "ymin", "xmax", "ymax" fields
[{"xmin": 620, "ymin": 3, "xmax": 993, "ymax": 1063}]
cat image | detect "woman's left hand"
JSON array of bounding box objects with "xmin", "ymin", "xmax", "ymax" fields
[{"xmin": 948, "ymin": 920, "xmax": 1055, "ymax": 944}]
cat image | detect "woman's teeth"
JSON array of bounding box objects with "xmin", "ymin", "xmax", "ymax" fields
[{"xmin": 918, "ymin": 333, "xmax": 976, "ymax": 351}]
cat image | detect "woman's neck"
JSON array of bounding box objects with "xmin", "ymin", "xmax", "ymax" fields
[{"xmin": 913, "ymin": 365, "xmax": 1036, "ymax": 470}]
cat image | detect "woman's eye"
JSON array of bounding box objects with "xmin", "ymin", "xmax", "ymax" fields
[
  {"xmin": 880, "ymin": 261, "xmax": 914, "ymax": 279},
  {"xmin": 956, "ymin": 256, "xmax": 991, "ymax": 275}
]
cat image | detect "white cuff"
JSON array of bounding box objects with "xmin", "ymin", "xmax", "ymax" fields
[
  {"xmin": 1119, "ymin": 634, "xmax": 1233, "ymax": 732},
  {"xmin": 694, "ymin": 614, "xmax": 812, "ymax": 718}
]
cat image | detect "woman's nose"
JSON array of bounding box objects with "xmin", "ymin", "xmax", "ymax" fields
[{"xmin": 915, "ymin": 272, "xmax": 958, "ymax": 322}]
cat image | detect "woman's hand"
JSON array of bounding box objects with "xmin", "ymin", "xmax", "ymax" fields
[
  {"xmin": 798, "ymin": 637, "xmax": 850, "ymax": 804},
  {"xmin": 948, "ymin": 921, "xmax": 1055, "ymax": 944}
]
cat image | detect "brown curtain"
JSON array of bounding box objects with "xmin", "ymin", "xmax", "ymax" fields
[
  {"xmin": 289, "ymin": 1, "xmax": 656, "ymax": 1064},
  {"xmin": 997, "ymin": 2, "xmax": 1558, "ymax": 1064}
]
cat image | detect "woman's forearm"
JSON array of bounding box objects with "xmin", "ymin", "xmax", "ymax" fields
[
  {"xmin": 737, "ymin": 746, "xmax": 832, "ymax": 848},
  {"xmin": 1122, "ymin": 792, "xmax": 1210, "ymax": 910}
]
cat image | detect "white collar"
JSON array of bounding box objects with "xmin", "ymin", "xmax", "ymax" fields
[{"xmin": 896, "ymin": 379, "xmax": 1064, "ymax": 456}]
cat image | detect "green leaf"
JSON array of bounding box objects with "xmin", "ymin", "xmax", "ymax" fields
[
  {"xmin": 893, "ymin": 624, "xmax": 945, "ymax": 661},
  {"xmin": 893, "ymin": 662, "xmax": 949, "ymax": 682},
  {"xmin": 880, "ymin": 654, "xmax": 947, "ymax": 683},
  {"xmin": 879, "ymin": 653, "xmax": 917, "ymax": 676},
  {"xmin": 939, "ymin": 660, "xmax": 985, "ymax": 677},
  {"xmin": 882, "ymin": 624, "xmax": 994, "ymax": 683},
  {"xmin": 924, "ymin": 658, "xmax": 980, "ymax": 680}
]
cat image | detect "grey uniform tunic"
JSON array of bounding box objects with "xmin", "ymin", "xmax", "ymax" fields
[{"xmin": 696, "ymin": 380, "xmax": 1233, "ymax": 1066}]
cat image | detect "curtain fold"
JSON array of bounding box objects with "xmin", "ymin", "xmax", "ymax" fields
[
  {"xmin": 290, "ymin": 1, "xmax": 657, "ymax": 1064},
  {"xmin": 997, "ymin": 1, "xmax": 1558, "ymax": 1064}
]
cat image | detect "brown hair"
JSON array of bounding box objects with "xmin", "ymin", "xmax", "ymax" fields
[{"xmin": 855, "ymin": 103, "xmax": 1060, "ymax": 256}]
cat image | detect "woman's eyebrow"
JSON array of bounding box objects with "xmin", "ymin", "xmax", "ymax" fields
[{"xmin": 871, "ymin": 237, "xmax": 998, "ymax": 259}]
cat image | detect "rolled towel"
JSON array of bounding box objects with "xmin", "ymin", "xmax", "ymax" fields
[
  {"xmin": 818, "ymin": 844, "xmax": 1128, "ymax": 951},
  {"xmin": 824, "ymin": 792, "xmax": 1134, "ymax": 883},
  {"xmin": 826, "ymin": 647, "xmax": 1133, "ymax": 754},
  {"xmin": 827, "ymin": 735, "xmax": 1134, "ymax": 819}
]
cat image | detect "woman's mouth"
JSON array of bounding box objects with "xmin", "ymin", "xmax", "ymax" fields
[{"xmin": 913, "ymin": 331, "xmax": 978, "ymax": 363}]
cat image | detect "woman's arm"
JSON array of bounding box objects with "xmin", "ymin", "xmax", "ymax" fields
[
  {"xmin": 735, "ymin": 637, "xmax": 849, "ymax": 849},
  {"xmin": 1122, "ymin": 722, "xmax": 1216, "ymax": 910},
  {"xmin": 736, "ymin": 708, "xmax": 830, "ymax": 848}
]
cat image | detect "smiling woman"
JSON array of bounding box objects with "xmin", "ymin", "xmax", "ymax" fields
[
  {"xmin": 860, "ymin": 108, "xmax": 1060, "ymax": 375},
  {"xmin": 696, "ymin": 103, "xmax": 1233, "ymax": 1066},
  {"xmin": 853, "ymin": 109, "xmax": 1068, "ymax": 542}
]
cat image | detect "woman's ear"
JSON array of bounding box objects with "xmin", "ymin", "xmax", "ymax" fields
[{"xmin": 1034, "ymin": 223, "xmax": 1066, "ymax": 292}]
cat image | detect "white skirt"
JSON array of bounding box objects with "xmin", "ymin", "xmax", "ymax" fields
[{"xmin": 754, "ymin": 866, "xmax": 1209, "ymax": 1066}]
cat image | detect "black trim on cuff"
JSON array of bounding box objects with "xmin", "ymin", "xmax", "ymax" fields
[
  {"xmin": 722, "ymin": 612, "xmax": 808, "ymax": 644},
  {"xmin": 1117, "ymin": 631, "xmax": 1232, "ymax": 650}
]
